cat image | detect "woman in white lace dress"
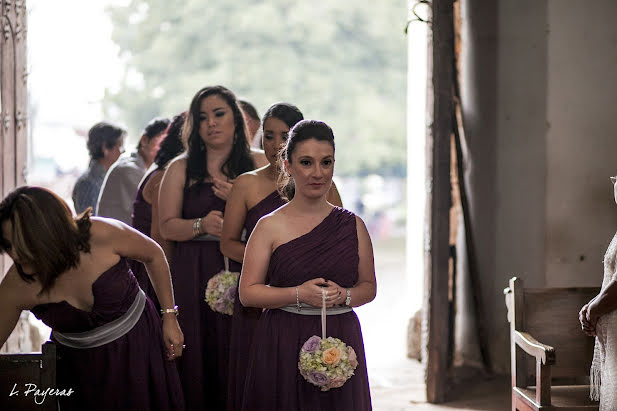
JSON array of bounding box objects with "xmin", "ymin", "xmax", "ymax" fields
[{"xmin": 579, "ymin": 175, "xmax": 617, "ymax": 409}]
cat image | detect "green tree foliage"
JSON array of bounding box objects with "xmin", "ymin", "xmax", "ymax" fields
[{"xmin": 104, "ymin": 0, "xmax": 407, "ymax": 176}]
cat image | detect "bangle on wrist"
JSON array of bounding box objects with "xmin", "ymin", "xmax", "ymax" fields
[
  {"xmin": 161, "ymin": 305, "xmax": 179, "ymax": 316},
  {"xmin": 192, "ymin": 217, "xmax": 203, "ymax": 237},
  {"xmin": 295, "ymin": 286, "xmax": 302, "ymax": 311},
  {"xmin": 345, "ymin": 289, "xmax": 351, "ymax": 306}
]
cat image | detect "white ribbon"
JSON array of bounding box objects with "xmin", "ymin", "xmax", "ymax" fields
[{"xmin": 321, "ymin": 289, "xmax": 327, "ymax": 339}]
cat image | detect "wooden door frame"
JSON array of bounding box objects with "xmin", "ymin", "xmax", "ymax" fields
[
  {"xmin": 423, "ymin": 0, "xmax": 454, "ymax": 403},
  {"xmin": 0, "ymin": 0, "xmax": 28, "ymax": 276}
]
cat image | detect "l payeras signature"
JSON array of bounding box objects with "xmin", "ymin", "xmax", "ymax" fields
[{"xmin": 9, "ymin": 383, "xmax": 74, "ymax": 405}]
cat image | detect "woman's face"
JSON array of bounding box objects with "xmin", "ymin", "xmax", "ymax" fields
[
  {"xmin": 262, "ymin": 117, "xmax": 290, "ymax": 166},
  {"xmin": 286, "ymin": 138, "xmax": 335, "ymax": 200},
  {"xmin": 1, "ymin": 219, "xmax": 33, "ymax": 274},
  {"xmin": 198, "ymin": 94, "xmax": 236, "ymax": 148}
]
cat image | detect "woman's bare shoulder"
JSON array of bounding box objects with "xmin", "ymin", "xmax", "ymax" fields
[
  {"xmin": 256, "ymin": 204, "xmax": 288, "ymax": 229},
  {"xmin": 0, "ymin": 265, "xmax": 39, "ymax": 309}
]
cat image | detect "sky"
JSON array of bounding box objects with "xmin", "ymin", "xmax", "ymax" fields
[{"xmin": 28, "ymin": 0, "xmax": 125, "ymax": 172}]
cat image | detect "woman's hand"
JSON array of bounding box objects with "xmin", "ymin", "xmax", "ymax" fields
[
  {"xmin": 579, "ymin": 302, "xmax": 597, "ymax": 337},
  {"xmin": 202, "ymin": 210, "xmax": 224, "ymax": 237},
  {"xmin": 298, "ymin": 278, "xmax": 342, "ymax": 308},
  {"xmin": 212, "ymin": 178, "xmax": 234, "ymax": 201},
  {"xmin": 317, "ymin": 279, "xmax": 347, "ymax": 307},
  {"xmin": 162, "ymin": 315, "xmax": 184, "ymax": 361}
]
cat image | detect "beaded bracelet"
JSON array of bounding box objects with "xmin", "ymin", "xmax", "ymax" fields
[
  {"xmin": 345, "ymin": 289, "xmax": 351, "ymax": 306},
  {"xmin": 161, "ymin": 305, "xmax": 179, "ymax": 316},
  {"xmin": 295, "ymin": 286, "xmax": 302, "ymax": 311},
  {"xmin": 192, "ymin": 217, "xmax": 203, "ymax": 237}
]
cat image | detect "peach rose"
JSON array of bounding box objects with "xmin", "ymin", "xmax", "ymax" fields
[{"xmin": 322, "ymin": 347, "xmax": 341, "ymax": 365}]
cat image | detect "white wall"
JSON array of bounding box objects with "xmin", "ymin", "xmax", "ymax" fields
[{"xmin": 458, "ymin": 0, "xmax": 617, "ymax": 373}]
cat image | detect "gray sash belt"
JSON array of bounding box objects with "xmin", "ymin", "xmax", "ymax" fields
[
  {"xmin": 279, "ymin": 305, "xmax": 352, "ymax": 316},
  {"xmin": 53, "ymin": 289, "xmax": 147, "ymax": 349},
  {"xmin": 193, "ymin": 234, "xmax": 220, "ymax": 242}
]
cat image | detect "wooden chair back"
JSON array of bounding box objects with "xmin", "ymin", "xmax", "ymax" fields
[{"xmin": 511, "ymin": 279, "xmax": 598, "ymax": 385}]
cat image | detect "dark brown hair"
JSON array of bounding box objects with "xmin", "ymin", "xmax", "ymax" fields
[
  {"xmin": 0, "ymin": 186, "xmax": 91, "ymax": 294},
  {"xmin": 277, "ymin": 119, "xmax": 335, "ymax": 200},
  {"xmin": 182, "ymin": 85, "xmax": 255, "ymax": 186}
]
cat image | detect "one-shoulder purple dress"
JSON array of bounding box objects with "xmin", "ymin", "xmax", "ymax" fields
[
  {"xmin": 227, "ymin": 190, "xmax": 285, "ymax": 411},
  {"xmin": 241, "ymin": 207, "xmax": 372, "ymax": 411},
  {"xmin": 130, "ymin": 169, "xmax": 160, "ymax": 309},
  {"xmin": 171, "ymin": 182, "xmax": 240, "ymax": 410},
  {"xmin": 31, "ymin": 258, "xmax": 184, "ymax": 411}
]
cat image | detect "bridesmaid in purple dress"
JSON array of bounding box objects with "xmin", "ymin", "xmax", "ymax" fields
[
  {"xmin": 239, "ymin": 120, "xmax": 375, "ymax": 410},
  {"xmin": 130, "ymin": 112, "xmax": 186, "ymax": 309},
  {"xmin": 221, "ymin": 102, "xmax": 298, "ymax": 410},
  {"xmin": 158, "ymin": 86, "xmax": 261, "ymax": 410},
  {"xmin": 0, "ymin": 186, "xmax": 184, "ymax": 410},
  {"xmin": 222, "ymin": 103, "xmax": 345, "ymax": 410}
]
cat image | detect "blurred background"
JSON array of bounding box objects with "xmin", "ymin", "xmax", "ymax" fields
[{"xmin": 26, "ymin": 0, "xmax": 425, "ymax": 400}]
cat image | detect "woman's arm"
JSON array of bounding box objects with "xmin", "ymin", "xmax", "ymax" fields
[
  {"xmin": 158, "ymin": 158, "xmax": 198, "ymax": 241},
  {"xmin": 239, "ymin": 217, "xmax": 333, "ymax": 309},
  {"xmin": 96, "ymin": 218, "xmax": 184, "ymax": 358},
  {"xmin": 587, "ymin": 279, "xmax": 617, "ymax": 325},
  {"xmin": 0, "ymin": 267, "xmax": 37, "ymax": 347},
  {"xmin": 144, "ymin": 170, "xmax": 175, "ymax": 261},
  {"xmin": 346, "ymin": 216, "xmax": 377, "ymax": 307},
  {"xmin": 158, "ymin": 157, "xmax": 223, "ymax": 241},
  {"xmin": 220, "ymin": 176, "xmax": 251, "ymax": 263}
]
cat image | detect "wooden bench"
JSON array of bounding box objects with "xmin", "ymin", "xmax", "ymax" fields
[
  {"xmin": 504, "ymin": 277, "xmax": 600, "ymax": 410},
  {"xmin": 0, "ymin": 341, "xmax": 58, "ymax": 410}
]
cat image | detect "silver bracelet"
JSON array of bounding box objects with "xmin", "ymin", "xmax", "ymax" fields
[
  {"xmin": 192, "ymin": 217, "xmax": 203, "ymax": 237},
  {"xmin": 295, "ymin": 286, "xmax": 302, "ymax": 311},
  {"xmin": 345, "ymin": 288, "xmax": 351, "ymax": 306}
]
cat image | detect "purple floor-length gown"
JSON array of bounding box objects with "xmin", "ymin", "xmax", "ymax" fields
[
  {"xmin": 242, "ymin": 207, "xmax": 372, "ymax": 411},
  {"xmin": 130, "ymin": 169, "xmax": 160, "ymax": 309},
  {"xmin": 227, "ymin": 190, "xmax": 285, "ymax": 411},
  {"xmin": 31, "ymin": 258, "xmax": 184, "ymax": 411},
  {"xmin": 171, "ymin": 182, "xmax": 240, "ymax": 410}
]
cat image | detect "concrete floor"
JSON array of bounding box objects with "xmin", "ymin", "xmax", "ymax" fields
[{"xmin": 369, "ymin": 359, "xmax": 511, "ymax": 410}]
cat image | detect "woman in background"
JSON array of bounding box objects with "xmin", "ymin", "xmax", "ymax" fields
[
  {"xmin": 130, "ymin": 112, "xmax": 186, "ymax": 308},
  {"xmin": 222, "ymin": 102, "xmax": 301, "ymax": 410},
  {"xmin": 0, "ymin": 186, "xmax": 184, "ymax": 410},
  {"xmin": 580, "ymin": 175, "xmax": 617, "ymax": 408},
  {"xmin": 239, "ymin": 120, "xmax": 374, "ymax": 410},
  {"xmin": 158, "ymin": 85, "xmax": 258, "ymax": 410}
]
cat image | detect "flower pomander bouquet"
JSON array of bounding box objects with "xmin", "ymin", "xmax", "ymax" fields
[
  {"xmin": 297, "ymin": 290, "xmax": 358, "ymax": 391},
  {"xmin": 204, "ymin": 257, "xmax": 239, "ymax": 316}
]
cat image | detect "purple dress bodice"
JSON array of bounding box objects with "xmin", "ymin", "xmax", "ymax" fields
[
  {"xmin": 32, "ymin": 258, "xmax": 139, "ymax": 333},
  {"xmin": 227, "ymin": 190, "xmax": 285, "ymax": 411},
  {"xmin": 131, "ymin": 169, "xmax": 157, "ymax": 236},
  {"xmin": 183, "ymin": 181, "xmax": 225, "ymax": 220},
  {"xmin": 242, "ymin": 207, "xmax": 372, "ymax": 411},
  {"xmin": 243, "ymin": 190, "xmax": 285, "ymax": 238},
  {"xmin": 31, "ymin": 258, "xmax": 184, "ymax": 410}
]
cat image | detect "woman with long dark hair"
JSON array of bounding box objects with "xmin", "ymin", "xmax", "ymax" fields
[{"xmin": 158, "ymin": 85, "xmax": 258, "ymax": 410}]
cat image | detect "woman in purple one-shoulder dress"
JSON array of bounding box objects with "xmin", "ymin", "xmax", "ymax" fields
[
  {"xmin": 239, "ymin": 120, "xmax": 376, "ymax": 410},
  {"xmin": 158, "ymin": 86, "xmax": 260, "ymax": 410},
  {"xmin": 221, "ymin": 103, "xmax": 302, "ymax": 411},
  {"xmin": 130, "ymin": 112, "xmax": 186, "ymax": 309},
  {"xmin": 0, "ymin": 186, "xmax": 184, "ymax": 410}
]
